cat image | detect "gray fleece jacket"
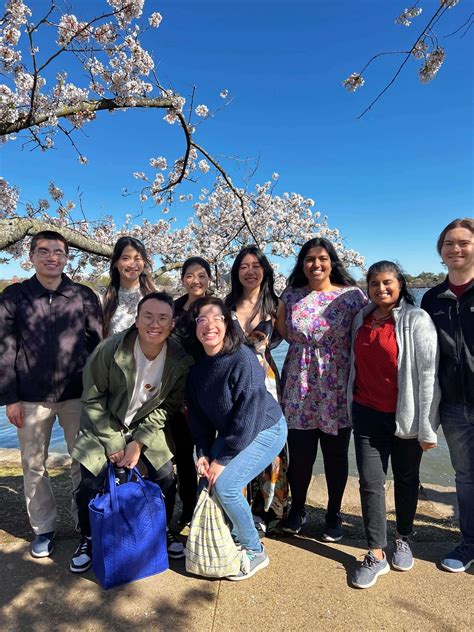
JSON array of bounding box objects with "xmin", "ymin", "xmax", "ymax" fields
[{"xmin": 347, "ymin": 299, "xmax": 441, "ymax": 443}]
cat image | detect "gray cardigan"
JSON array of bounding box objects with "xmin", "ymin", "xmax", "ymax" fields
[{"xmin": 347, "ymin": 299, "xmax": 441, "ymax": 443}]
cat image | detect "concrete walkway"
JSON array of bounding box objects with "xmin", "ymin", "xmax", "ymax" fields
[{"xmin": 0, "ymin": 450, "xmax": 472, "ymax": 631}]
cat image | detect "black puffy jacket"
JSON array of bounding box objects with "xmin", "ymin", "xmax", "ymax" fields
[{"xmin": 421, "ymin": 279, "xmax": 474, "ymax": 405}]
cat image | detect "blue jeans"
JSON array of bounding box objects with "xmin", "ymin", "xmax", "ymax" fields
[
  {"xmin": 441, "ymin": 403, "xmax": 474, "ymax": 547},
  {"xmin": 211, "ymin": 416, "xmax": 287, "ymax": 552}
]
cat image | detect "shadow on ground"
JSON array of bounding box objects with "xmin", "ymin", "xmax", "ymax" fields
[{"xmin": 0, "ymin": 543, "xmax": 216, "ymax": 631}]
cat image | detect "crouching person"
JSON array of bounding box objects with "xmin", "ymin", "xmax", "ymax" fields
[
  {"xmin": 186, "ymin": 297, "xmax": 288, "ymax": 580},
  {"xmin": 70, "ymin": 292, "xmax": 193, "ymax": 573}
]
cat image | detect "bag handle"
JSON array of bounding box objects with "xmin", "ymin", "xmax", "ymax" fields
[{"xmin": 107, "ymin": 462, "xmax": 163, "ymax": 509}]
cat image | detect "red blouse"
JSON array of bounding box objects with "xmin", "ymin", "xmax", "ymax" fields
[{"xmin": 353, "ymin": 312, "xmax": 399, "ymax": 413}]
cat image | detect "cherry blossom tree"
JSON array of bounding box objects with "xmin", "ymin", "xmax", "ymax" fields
[
  {"xmin": 343, "ymin": 0, "xmax": 470, "ymax": 117},
  {"xmin": 1, "ymin": 0, "xmax": 364, "ymax": 288}
]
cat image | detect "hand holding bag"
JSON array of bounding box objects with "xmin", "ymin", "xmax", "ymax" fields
[
  {"xmin": 185, "ymin": 487, "xmax": 249, "ymax": 578},
  {"xmin": 89, "ymin": 463, "xmax": 168, "ymax": 589}
]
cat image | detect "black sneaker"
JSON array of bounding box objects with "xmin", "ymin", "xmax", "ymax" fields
[
  {"xmin": 70, "ymin": 536, "xmax": 92, "ymax": 573},
  {"xmin": 322, "ymin": 513, "xmax": 343, "ymax": 542},
  {"xmin": 177, "ymin": 510, "xmax": 193, "ymax": 531},
  {"xmin": 167, "ymin": 529, "xmax": 185, "ymax": 559},
  {"xmin": 30, "ymin": 531, "xmax": 55, "ymax": 558},
  {"xmin": 281, "ymin": 508, "xmax": 306, "ymax": 534}
]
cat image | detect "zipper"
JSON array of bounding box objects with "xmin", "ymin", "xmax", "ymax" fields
[
  {"xmin": 48, "ymin": 292, "xmax": 58, "ymax": 400},
  {"xmin": 455, "ymin": 300, "xmax": 466, "ymax": 403}
]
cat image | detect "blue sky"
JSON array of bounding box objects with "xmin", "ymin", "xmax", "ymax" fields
[{"xmin": 1, "ymin": 0, "xmax": 473, "ymax": 279}]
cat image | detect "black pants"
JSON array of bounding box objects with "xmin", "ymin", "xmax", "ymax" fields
[
  {"xmin": 75, "ymin": 457, "xmax": 176, "ymax": 537},
  {"xmin": 287, "ymin": 426, "xmax": 352, "ymax": 519},
  {"xmin": 352, "ymin": 401, "xmax": 423, "ymax": 549},
  {"xmin": 168, "ymin": 410, "xmax": 198, "ymax": 519}
]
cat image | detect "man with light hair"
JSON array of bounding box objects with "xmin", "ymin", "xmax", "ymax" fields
[{"xmin": 422, "ymin": 218, "xmax": 474, "ymax": 573}]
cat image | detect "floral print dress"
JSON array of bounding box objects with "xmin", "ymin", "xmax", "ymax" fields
[{"xmin": 281, "ymin": 285, "xmax": 367, "ymax": 434}]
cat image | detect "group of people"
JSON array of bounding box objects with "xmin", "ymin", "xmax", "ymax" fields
[{"xmin": 0, "ymin": 217, "xmax": 472, "ymax": 588}]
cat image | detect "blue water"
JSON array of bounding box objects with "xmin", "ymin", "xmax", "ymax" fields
[{"xmin": 0, "ymin": 287, "xmax": 455, "ymax": 485}]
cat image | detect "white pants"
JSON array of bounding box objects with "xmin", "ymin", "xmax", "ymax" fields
[{"xmin": 16, "ymin": 399, "xmax": 82, "ymax": 535}]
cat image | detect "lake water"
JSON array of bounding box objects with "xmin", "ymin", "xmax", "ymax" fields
[{"xmin": 0, "ymin": 287, "xmax": 455, "ymax": 486}]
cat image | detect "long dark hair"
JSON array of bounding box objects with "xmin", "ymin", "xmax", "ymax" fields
[
  {"xmin": 189, "ymin": 296, "xmax": 241, "ymax": 355},
  {"xmin": 287, "ymin": 237, "xmax": 356, "ymax": 288},
  {"xmin": 103, "ymin": 236, "xmax": 156, "ymax": 336},
  {"xmin": 224, "ymin": 246, "xmax": 278, "ymax": 320},
  {"xmin": 366, "ymin": 260, "xmax": 415, "ymax": 306}
]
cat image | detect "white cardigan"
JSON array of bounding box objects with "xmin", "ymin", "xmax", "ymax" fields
[{"xmin": 347, "ymin": 299, "xmax": 441, "ymax": 443}]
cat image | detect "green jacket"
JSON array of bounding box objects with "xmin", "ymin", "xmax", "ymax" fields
[{"xmin": 72, "ymin": 327, "xmax": 194, "ymax": 476}]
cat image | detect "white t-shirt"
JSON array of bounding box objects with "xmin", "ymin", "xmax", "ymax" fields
[{"xmin": 123, "ymin": 338, "xmax": 167, "ymax": 427}]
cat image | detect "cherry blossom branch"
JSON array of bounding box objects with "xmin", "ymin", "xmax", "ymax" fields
[
  {"xmin": 357, "ymin": 3, "xmax": 450, "ymax": 118},
  {"xmin": 190, "ymin": 140, "xmax": 260, "ymax": 247},
  {"xmin": 0, "ymin": 96, "xmax": 173, "ymax": 135},
  {"xmin": 36, "ymin": 8, "xmax": 121, "ymax": 75}
]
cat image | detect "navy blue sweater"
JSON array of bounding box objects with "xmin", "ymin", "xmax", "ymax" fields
[{"xmin": 186, "ymin": 344, "xmax": 283, "ymax": 464}]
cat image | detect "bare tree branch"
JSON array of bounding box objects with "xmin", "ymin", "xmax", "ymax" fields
[
  {"xmin": 0, "ymin": 217, "xmax": 114, "ymax": 255},
  {"xmin": 357, "ymin": 2, "xmax": 452, "ymax": 118}
]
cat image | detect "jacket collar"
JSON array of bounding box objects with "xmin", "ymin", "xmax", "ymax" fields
[
  {"xmin": 358, "ymin": 298, "xmax": 408, "ymax": 321},
  {"xmin": 436, "ymin": 277, "xmax": 474, "ymax": 300},
  {"xmin": 28, "ymin": 273, "xmax": 75, "ymax": 298},
  {"xmin": 113, "ymin": 326, "xmax": 192, "ymax": 416}
]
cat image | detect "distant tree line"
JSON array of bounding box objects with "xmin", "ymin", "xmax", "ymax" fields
[
  {"xmin": 1, "ymin": 270, "xmax": 446, "ymax": 296},
  {"xmin": 405, "ymin": 272, "xmax": 446, "ymax": 288}
]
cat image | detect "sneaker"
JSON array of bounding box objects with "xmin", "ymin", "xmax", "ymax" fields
[
  {"xmin": 30, "ymin": 531, "xmax": 55, "ymax": 558},
  {"xmin": 177, "ymin": 512, "xmax": 193, "ymax": 530},
  {"xmin": 253, "ymin": 514, "xmax": 267, "ymax": 539},
  {"xmin": 322, "ymin": 513, "xmax": 343, "ymax": 542},
  {"xmin": 167, "ymin": 529, "xmax": 185, "ymax": 559},
  {"xmin": 227, "ymin": 545, "xmax": 269, "ymax": 581},
  {"xmin": 281, "ymin": 508, "xmax": 306, "ymax": 534},
  {"xmin": 392, "ymin": 537, "xmax": 414, "ymax": 571},
  {"xmin": 351, "ymin": 551, "xmax": 390, "ymax": 589},
  {"xmin": 440, "ymin": 544, "xmax": 474, "ymax": 573},
  {"xmin": 70, "ymin": 536, "xmax": 92, "ymax": 573}
]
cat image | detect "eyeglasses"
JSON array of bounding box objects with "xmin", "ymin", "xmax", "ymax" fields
[
  {"xmin": 195, "ymin": 315, "xmax": 226, "ymax": 326},
  {"xmin": 139, "ymin": 314, "xmax": 173, "ymax": 325},
  {"xmin": 33, "ymin": 248, "xmax": 67, "ymax": 259}
]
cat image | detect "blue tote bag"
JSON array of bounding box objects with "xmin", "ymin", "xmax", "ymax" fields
[{"xmin": 89, "ymin": 463, "xmax": 168, "ymax": 589}]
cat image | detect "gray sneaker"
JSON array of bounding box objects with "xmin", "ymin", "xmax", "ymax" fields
[
  {"xmin": 227, "ymin": 545, "xmax": 269, "ymax": 581},
  {"xmin": 352, "ymin": 551, "xmax": 390, "ymax": 589},
  {"xmin": 30, "ymin": 531, "xmax": 55, "ymax": 558},
  {"xmin": 392, "ymin": 537, "xmax": 414, "ymax": 571}
]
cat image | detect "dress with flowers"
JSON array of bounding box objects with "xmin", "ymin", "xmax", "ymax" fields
[{"xmin": 281, "ymin": 285, "xmax": 367, "ymax": 434}]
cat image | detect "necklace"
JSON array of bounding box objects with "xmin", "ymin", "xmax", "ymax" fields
[{"xmin": 370, "ymin": 312, "xmax": 393, "ymax": 329}]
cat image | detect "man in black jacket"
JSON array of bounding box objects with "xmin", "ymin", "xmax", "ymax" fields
[
  {"xmin": 421, "ymin": 218, "xmax": 474, "ymax": 573},
  {"xmin": 0, "ymin": 231, "xmax": 102, "ymax": 558}
]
